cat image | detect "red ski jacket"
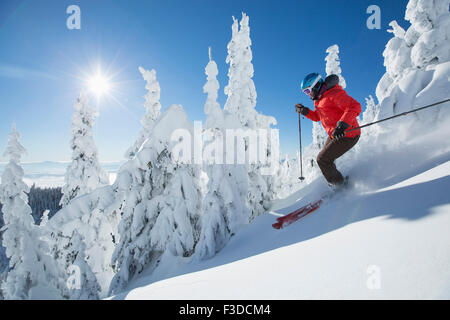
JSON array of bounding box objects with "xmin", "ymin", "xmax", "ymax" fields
[{"xmin": 305, "ymin": 85, "xmax": 361, "ymax": 138}]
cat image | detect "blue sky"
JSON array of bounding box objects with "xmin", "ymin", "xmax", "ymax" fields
[{"xmin": 0, "ymin": 0, "xmax": 409, "ymax": 162}]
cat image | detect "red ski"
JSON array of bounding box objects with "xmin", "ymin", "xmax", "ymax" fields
[{"xmin": 272, "ymin": 199, "xmax": 323, "ymax": 229}]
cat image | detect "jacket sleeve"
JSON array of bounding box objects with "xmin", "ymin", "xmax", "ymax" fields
[
  {"xmin": 334, "ymin": 91, "xmax": 361, "ymax": 124},
  {"xmin": 305, "ymin": 108, "xmax": 321, "ymax": 122}
]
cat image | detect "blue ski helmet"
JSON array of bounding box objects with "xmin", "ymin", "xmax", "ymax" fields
[{"xmin": 301, "ymin": 73, "xmax": 323, "ymax": 98}]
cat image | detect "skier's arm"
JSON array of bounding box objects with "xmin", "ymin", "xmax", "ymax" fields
[
  {"xmin": 305, "ymin": 108, "xmax": 320, "ymax": 122},
  {"xmin": 334, "ymin": 92, "xmax": 361, "ymax": 124},
  {"xmin": 295, "ymin": 104, "xmax": 320, "ymax": 122}
]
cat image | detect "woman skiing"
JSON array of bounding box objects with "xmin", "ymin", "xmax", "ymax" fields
[{"xmin": 295, "ymin": 73, "xmax": 361, "ymax": 187}]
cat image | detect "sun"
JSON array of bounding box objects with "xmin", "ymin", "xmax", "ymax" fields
[{"xmin": 87, "ymin": 73, "xmax": 111, "ymax": 97}]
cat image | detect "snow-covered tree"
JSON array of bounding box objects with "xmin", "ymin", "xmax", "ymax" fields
[
  {"xmin": 224, "ymin": 13, "xmax": 276, "ymax": 130},
  {"xmin": 65, "ymin": 231, "xmax": 101, "ymax": 300},
  {"xmin": 375, "ymin": 0, "xmax": 450, "ymax": 126},
  {"xmin": 109, "ymin": 104, "xmax": 203, "ymax": 294},
  {"xmin": 302, "ymin": 140, "xmax": 323, "ymax": 184},
  {"xmin": 0, "ymin": 270, "xmax": 6, "ymax": 299},
  {"xmin": 48, "ymin": 228, "xmax": 101, "ymax": 300},
  {"xmin": 47, "ymin": 185, "xmax": 120, "ymax": 298},
  {"xmin": 405, "ymin": 0, "xmax": 450, "ymax": 69},
  {"xmin": 383, "ymin": 21, "xmax": 412, "ymax": 84},
  {"xmin": 325, "ymin": 44, "xmax": 346, "ymax": 89},
  {"xmin": 223, "ymin": 13, "xmax": 277, "ymax": 221},
  {"xmin": 272, "ymin": 154, "xmax": 303, "ymax": 199},
  {"xmin": 204, "ymin": 48, "xmax": 224, "ymax": 130},
  {"xmin": 361, "ymin": 95, "xmax": 379, "ymax": 126},
  {"xmin": 151, "ymin": 165, "xmax": 202, "ymax": 257},
  {"xmin": 356, "ymin": 95, "xmax": 381, "ymax": 144},
  {"xmin": 0, "ymin": 201, "xmax": 6, "ymax": 299},
  {"xmin": 272, "ymin": 155, "xmax": 289, "ymax": 198},
  {"xmin": 60, "ymin": 92, "xmax": 109, "ymax": 207},
  {"xmin": 125, "ymin": 67, "xmax": 162, "ymax": 159},
  {"xmin": 0, "ymin": 125, "xmax": 62, "ymax": 299},
  {"xmin": 195, "ymin": 49, "xmax": 248, "ymax": 260},
  {"xmin": 40, "ymin": 210, "xmax": 50, "ymax": 227},
  {"xmin": 312, "ymin": 122, "xmax": 328, "ymax": 151}
]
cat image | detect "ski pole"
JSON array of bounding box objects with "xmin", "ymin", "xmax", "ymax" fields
[
  {"xmin": 347, "ymin": 98, "xmax": 450, "ymax": 133},
  {"xmin": 298, "ymin": 112, "xmax": 305, "ymax": 181}
]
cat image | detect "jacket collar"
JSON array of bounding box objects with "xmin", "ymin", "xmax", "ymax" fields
[
  {"xmin": 322, "ymin": 84, "xmax": 342, "ymax": 98},
  {"xmin": 313, "ymin": 74, "xmax": 340, "ymax": 100},
  {"xmin": 314, "ymin": 85, "xmax": 343, "ymax": 105}
]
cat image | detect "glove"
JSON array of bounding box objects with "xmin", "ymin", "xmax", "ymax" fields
[
  {"xmin": 332, "ymin": 121, "xmax": 350, "ymax": 140},
  {"xmin": 295, "ymin": 103, "xmax": 309, "ymax": 116}
]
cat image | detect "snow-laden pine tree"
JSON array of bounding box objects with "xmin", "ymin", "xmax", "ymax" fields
[
  {"xmin": 224, "ymin": 13, "xmax": 276, "ymax": 130},
  {"xmin": 223, "ymin": 13, "xmax": 278, "ymax": 221},
  {"xmin": 361, "ymin": 95, "xmax": 379, "ymax": 126},
  {"xmin": 65, "ymin": 231, "xmax": 101, "ymax": 300},
  {"xmin": 0, "ymin": 270, "xmax": 6, "ymax": 299},
  {"xmin": 376, "ymin": 0, "xmax": 450, "ymax": 126},
  {"xmin": 356, "ymin": 95, "xmax": 380, "ymax": 145},
  {"xmin": 204, "ymin": 48, "xmax": 225, "ymax": 130},
  {"xmin": 272, "ymin": 155, "xmax": 289, "ymax": 198},
  {"xmin": 273, "ymin": 154, "xmax": 302, "ymax": 199},
  {"xmin": 109, "ymin": 103, "xmax": 203, "ymax": 294},
  {"xmin": 312, "ymin": 122, "xmax": 328, "ymax": 151},
  {"xmin": 0, "ymin": 199, "xmax": 7, "ymax": 282},
  {"xmin": 302, "ymin": 138, "xmax": 324, "ymax": 184},
  {"xmin": 195, "ymin": 48, "xmax": 248, "ymax": 260},
  {"xmin": 0, "ymin": 126, "xmax": 62, "ymax": 299},
  {"xmin": 40, "ymin": 210, "xmax": 50, "ymax": 227},
  {"xmin": 377, "ymin": 20, "xmax": 412, "ymax": 98},
  {"xmin": 125, "ymin": 67, "xmax": 162, "ymax": 159},
  {"xmin": 325, "ymin": 44, "xmax": 346, "ymax": 89},
  {"xmin": 60, "ymin": 92, "xmax": 109, "ymax": 207},
  {"xmin": 405, "ymin": 0, "xmax": 450, "ymax": 69},
  {"xmin": 47, "ymin": 184, "xmax": 121, "ymax": 298}
]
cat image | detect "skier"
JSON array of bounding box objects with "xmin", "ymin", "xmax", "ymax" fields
[{"xmin": 295, "ymin": 73, "xmax": 361, "ymax": 188}]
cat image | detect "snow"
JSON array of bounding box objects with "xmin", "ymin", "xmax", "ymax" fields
[
  {"xmin": 368, "ymin": 161, "xmax": 450, "ymax": 194},
  {"xmin": 123, "ymin": 204, "xmax": 450, "ymax": 299},
  {"xmin": 106, "ymin": 7, "xmax": 450, "ymax": 293},
  {"xmin": 2, "ymin": 0, "xmax": 450, "ymax": 300},
  {"xmin": 406, "ymin": 0, "xmax": 450, "ymax": 68},
  {"xmin": 376, "ymin": 0, "xmax": 450, "ymax": 125},
  {"xmin": 111, "ymin": 132, "xmax": 450, "ymax": 299}
]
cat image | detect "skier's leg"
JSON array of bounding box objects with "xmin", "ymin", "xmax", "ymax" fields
[{"xmin": 317, "ymin": 135, "xmax": 360, "ymax": 185}]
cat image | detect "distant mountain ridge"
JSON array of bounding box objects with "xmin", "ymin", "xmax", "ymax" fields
[{"xmin": 0, "ymin": 161, "xmax": 124, "ymax": 187}]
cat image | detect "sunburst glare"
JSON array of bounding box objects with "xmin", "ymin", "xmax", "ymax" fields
[{"xmin": 87, "ymin": 73, "xmax": 111, "ymax": 97}]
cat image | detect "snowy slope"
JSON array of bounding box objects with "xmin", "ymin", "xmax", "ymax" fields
[{"xmin": 110, "ymin": 124, "xmax": 450, "ymax": 300}]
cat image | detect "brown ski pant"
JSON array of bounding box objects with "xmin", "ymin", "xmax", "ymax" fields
[{"xmin": 317, "ymin": 135, "xmax": 360, "ymax": 185}]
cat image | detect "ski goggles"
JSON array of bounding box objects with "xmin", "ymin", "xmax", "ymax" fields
[
  {"xmin": 303, "ymin": 87, "xmax": 313, "ymax": 95},
  {"xmin": 302, "ymin": 75, "xmax": 322, "ymax": 96}
]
